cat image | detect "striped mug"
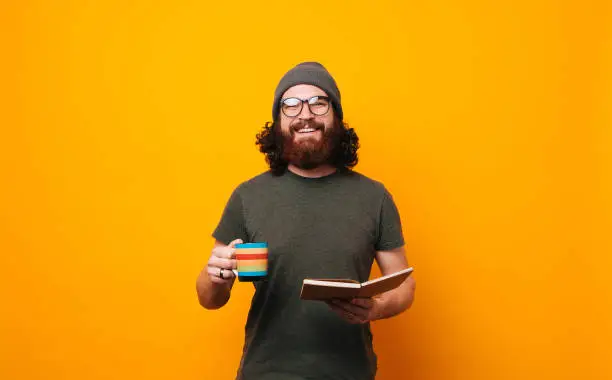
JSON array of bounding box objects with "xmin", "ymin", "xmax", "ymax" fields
[{"xmin": 234, "ymin": 242, "xmax": 268, "ymax": 282}]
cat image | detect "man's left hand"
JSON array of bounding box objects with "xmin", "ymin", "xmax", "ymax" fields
[{"xmin": 325, "ymin": 297, "xmax": 379, "ymax": 324}]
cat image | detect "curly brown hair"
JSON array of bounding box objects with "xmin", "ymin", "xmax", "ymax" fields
[{"xmin": 255, "ymin": 116, "xmax": 360, "ymax": 176}]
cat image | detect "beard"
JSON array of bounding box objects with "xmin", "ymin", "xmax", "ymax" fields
[{"xmin": 277, "ymin": 118, "xmax": 344, "ymax": 170}]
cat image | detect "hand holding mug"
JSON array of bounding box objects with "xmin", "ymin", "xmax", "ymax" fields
[{"xmin": 207, "ymin": 238, "xmax": 243, "ymax": 284}]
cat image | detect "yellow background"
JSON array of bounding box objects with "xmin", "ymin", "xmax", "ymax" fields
[{"xmin": 1, "ymin": 1, "xmax": 610, "ymax": 379}]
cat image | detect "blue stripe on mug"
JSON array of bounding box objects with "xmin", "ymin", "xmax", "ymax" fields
[
  {"xmin": 235, "ymin": 243, "xmax": 268, "ymax": 249},
  {"xmin": 238, "ymin": 271, "xmax": 267, "ymax": 276}
]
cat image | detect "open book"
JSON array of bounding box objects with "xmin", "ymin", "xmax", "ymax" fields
[{"xmin": 299, "ymin": 267, "xmax": 414, "ymax": 300}]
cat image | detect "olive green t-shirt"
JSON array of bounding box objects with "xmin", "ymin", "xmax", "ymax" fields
[{"xmin": 212, "ymin": 168, "xmax": 405, "ymax": 380}]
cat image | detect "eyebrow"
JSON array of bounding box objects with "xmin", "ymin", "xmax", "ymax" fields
[{"xmin": 283, "ymin": 95, "xmax": 328, "ymax": 100}]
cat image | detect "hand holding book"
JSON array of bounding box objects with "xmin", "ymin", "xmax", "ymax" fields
[{"xmin": 325, "ymin": 297, "xmax": 377, "ymax": 324}]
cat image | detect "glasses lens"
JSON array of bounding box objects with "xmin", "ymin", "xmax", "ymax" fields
[
  {"xmin": 308, "ymin": 96, "xmax": 330, "ymax": 115},
  {"xmin": 281, "ymin": 98, "xmax": 301, "ymax": 117}
]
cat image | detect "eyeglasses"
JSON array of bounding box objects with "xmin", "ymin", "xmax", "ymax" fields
[{"xmin": 280, "ymin": 96, "xmax": 331, "ymax": 118}]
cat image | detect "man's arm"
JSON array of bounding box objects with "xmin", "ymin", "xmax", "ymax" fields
[
  {"xmin": 369, "ymin": 245, "xmax": 416, "ymax": 320},
  {"xmin": 326, "ymin": 246, "xmax": 416, "ymax": 323},
  {"xmin": 196, "ymin": 239, "xmax": 242, "ymax": 309}
]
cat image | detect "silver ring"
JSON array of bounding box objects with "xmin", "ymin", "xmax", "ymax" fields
[{"xmin": 219, "ymin": 268, "xmax": 224, "ymax": 279}]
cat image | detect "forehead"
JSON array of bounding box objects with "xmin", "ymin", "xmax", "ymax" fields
[{"xmin": 282, "ymin": 84, "xmax": 327, "ymax": 99}]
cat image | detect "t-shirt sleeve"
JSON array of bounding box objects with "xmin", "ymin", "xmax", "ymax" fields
[
  {"xmin": 212, "ymin": 186, "xmax": 249, "ymax": 245},
  {"xmin": 375, "ymin": 188, "xmax": 405, "ymax": 251}
]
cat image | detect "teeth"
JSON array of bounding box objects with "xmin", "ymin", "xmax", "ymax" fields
[{"xmin": 298, "ymin": 128, "xmax": 316, "ymax": 133}]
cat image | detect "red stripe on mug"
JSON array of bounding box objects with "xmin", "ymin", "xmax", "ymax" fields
[{"xmin": 235, "ymin": 253, "xmax": 268, "ymax": 260}]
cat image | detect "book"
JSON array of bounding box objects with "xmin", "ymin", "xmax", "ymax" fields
[{"xmin": 299, "ymin": 267, "xmax": 414, "ymax": 300}]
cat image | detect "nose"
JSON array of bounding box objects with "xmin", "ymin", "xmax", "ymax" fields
[{"xmin": 297, "ymin": 100, "xmax": 314, "ymax": 120}]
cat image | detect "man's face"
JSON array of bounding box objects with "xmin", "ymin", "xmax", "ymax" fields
[
  {"xmin": 279, "ymin": 84, "xmax": 335, "ymax": 141},
  {"xmin": 278, "ymin": 84, "xmax": 338, "ymax": 169}
]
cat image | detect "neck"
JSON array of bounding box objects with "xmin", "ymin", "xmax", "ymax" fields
[{"xmin": 287, "ymin": 164, "xmax": 337, "ymax": 178}]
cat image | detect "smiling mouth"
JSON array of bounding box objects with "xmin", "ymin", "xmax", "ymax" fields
[{"xmin": 297, "ymin": 127, "xmax": 318, "ymax": 134}]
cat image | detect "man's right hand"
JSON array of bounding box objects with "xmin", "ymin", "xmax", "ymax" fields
[{"xmin": 206, "ymin": 238, "xmax": 243, "ymax": 285}]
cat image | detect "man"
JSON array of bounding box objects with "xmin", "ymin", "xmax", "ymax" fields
[{"xmin": 196, "ymin": 62, "xmax": 416, "ymax": 379}]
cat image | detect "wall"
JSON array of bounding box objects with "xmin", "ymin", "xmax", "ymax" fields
[{"xmin": 1, "ymin": 1, "xmax": 610, "ymax": 379}]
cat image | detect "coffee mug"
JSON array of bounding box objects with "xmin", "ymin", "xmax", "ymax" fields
[{"xmin": 234, "ymin": 242, "xmax": 268, "ymax": 282}]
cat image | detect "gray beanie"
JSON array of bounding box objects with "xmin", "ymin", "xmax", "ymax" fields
[{"xmin": 272, "ymin": 61, "xmax": 343, "ymax": 121}]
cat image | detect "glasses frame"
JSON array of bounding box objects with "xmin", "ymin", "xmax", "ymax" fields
[{"xmin": 280, "ymin": 95, "xmax": 331, "ymax": 118}]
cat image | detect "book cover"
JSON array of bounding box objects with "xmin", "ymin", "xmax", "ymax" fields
[{"xmin": 299, "ymin": 267, "xmax": 414, "ymax": 300}]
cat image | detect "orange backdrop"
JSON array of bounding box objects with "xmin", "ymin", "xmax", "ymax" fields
[{"xmin": 1, "ymin": 1, "xmax": 610, "ymax": 379}]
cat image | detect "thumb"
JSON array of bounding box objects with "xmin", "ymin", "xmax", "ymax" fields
[
  {"xmin": 228, "ymin": 238, "xmax": 244, "ymax": 248},
  {"xmin": 226, "ymin": 239, "xmax": 244, "ymax": 259}
]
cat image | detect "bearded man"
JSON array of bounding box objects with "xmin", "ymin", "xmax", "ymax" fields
[{"xmin": 196, "ymin": 62, "xmax": 416, "ymax": 380}]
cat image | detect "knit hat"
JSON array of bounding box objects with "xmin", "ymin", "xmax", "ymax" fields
[{"xmin": 272, "ymin": 62, "xmax": 343, "ymax": 121}]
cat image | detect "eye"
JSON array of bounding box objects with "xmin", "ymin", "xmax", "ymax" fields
[
  {"xmin": 310, "ymin": 96, "xmax": 328, "ymax": 105},
  {"xmin": 283, "ymin": 98, "xmax": 300, "ymax": 107}
]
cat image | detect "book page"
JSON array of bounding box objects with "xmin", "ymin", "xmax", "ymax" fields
[
  {"xmin": 300, "ymin": 282, "xmax": 360, "ymax": 300},
  {"xmin": 361, "ymin": 267, "xmax": 413, "ymax": 287},
  {"xmin": 357, "ymin": 267, "xmax": 413, "ymax": 298},
  {"xmin": 302, "ymin": 279, "xmax": 360, "ymax": 287}
]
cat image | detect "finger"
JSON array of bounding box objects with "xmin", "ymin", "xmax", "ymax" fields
[
  {"xmin": 331, "ymin": 299, "xmax": 369, "ymax": 319},
  {"xmin": 326, "ymin": 302, "xmax": 352, "ymax": 319},
  {"xmin": 207, "ymin": 265, "xmax": 236, "ymax": 279},
  {"xmin": 208, "ymin": 256, "xmax": 237, "ymax": 270},
  {"xmin": 326, "ymin": 302, "xmax": 365, "ymax": 324},
  {"xmin": 212, "ymin": 246, "xmax": 236, "ymax": 260},
  {"xmin": 350, "ymin": 298, "xmax": 374, "ymax": 309},
  {"xmin": 206, "ymin": 266, "xmax": 236, "ymax": 282}
]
